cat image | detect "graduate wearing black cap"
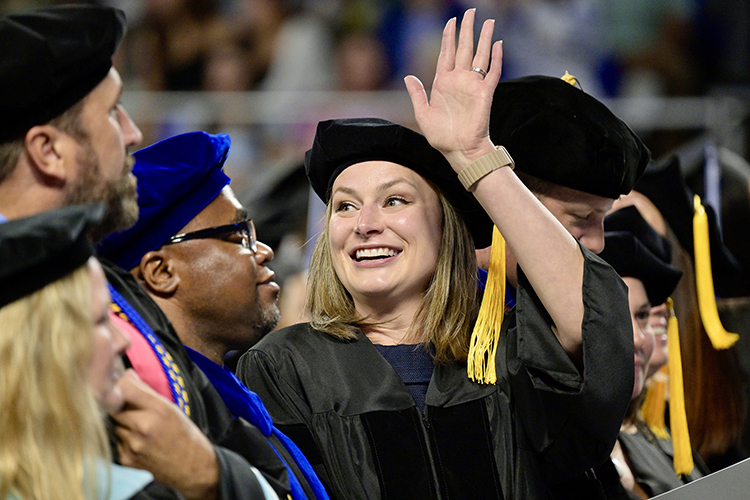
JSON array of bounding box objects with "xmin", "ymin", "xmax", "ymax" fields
[
  {"xmin": 594, "ymin": 210, "xmax": 714, "ymax": 498},
  {"xmin": 0, "ymin": 204, "xmax": 155, "ymax": 500},
  {"xmin": 483, "ymin": 74, "xmax": 654, "ymax": 498},
  {"xmin": 485, "ymin": 73, "xmax": 650, "ymax": 291},
  {"xmin": 622, "ymin": 156, "xmax": 749, "ymax": 472},
  {"xmin": 236, "ymin": 10, "xmax": 634, "ymax": 500},
  {"xmin": 0, "ymin": 6, "xmax": 307, "ymax": 500},
  {"xmin": 0, "ymin": 4, "xmax": 142, "ymax": 240}
]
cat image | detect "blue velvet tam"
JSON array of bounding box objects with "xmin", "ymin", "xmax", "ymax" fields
[{"xmin": 97, "ymin": 131, "xmax": 231, "ymax": 271}]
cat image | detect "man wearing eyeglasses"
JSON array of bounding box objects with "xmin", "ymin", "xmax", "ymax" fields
[{"xmin": 98, "ymin": 131, "xmax": 329, "ymax": 500}]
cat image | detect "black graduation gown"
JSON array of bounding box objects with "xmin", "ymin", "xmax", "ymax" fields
[
  {"xmin": 617, "ymin": 427, "xmax": 707, "ymax": 497},
  {"xmin": 236, "ymin": 248, "xmax": 634, "ymax": 500},
  {"xmin": 102, "ymin": 260, "xmax": 310, "ymax": 500}
]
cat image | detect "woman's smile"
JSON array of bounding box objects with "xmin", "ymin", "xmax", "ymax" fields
[{"xmin": 352, "ymin": 246, "xmax": 402, "ymax": 262}]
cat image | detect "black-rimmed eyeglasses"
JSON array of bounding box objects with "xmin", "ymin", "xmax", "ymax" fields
[{"xmin": 164, "ymin": 219, "xmax": 257, "ymax": 253}]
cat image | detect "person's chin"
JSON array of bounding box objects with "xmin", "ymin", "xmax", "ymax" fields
[{"xmin": 260, "ymin": 305, "xmax": 281, "ymax": 335}]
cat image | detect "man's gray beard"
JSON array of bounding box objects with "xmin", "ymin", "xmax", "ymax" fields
[
  {"xmin": 244, "ymin": 299, "xmax": 281, "ymax": 350},
  {"xmin": 258, "ymin": 302, "xmax": 281, "ymax": 338},
  {"xmin": 62, "ymin": 139, "xmax": 138, "ymax": 242}
]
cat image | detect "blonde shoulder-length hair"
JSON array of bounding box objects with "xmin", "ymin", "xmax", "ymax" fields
[
  {"xmin": 0, "ymin": 263, "xmax": 110, "ymax": 500},
  {"xmin": 306, "ymin": 188, "xmax": 480, "ymax": 363}
]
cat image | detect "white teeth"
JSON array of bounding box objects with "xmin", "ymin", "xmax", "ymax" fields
[{"xmin": 355, "ymin": 247, "xmax": 398, "ymax": 260}]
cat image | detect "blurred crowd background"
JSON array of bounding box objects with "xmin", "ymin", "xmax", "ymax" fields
[{"xmin": 4, "ymin": 0, "xmax": 750, "ymax": 327}]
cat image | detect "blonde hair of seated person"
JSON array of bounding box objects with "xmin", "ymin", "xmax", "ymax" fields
[{"xmin": 0, "ymin": 264, "xmax": 109, "ymax": 500}]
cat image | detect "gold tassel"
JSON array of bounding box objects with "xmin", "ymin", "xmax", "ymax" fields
[
  {"xmin": 666, "ymin": 298, "xmax": 693, "ymax": 475},
  {"xmin": 561, "ymin": 71, "xmax": 579, "ymax": 87},
  {"xmin": 693, "ymin": 195, "xmax": 739, "ymax": 349},
  {"xmin": 641, "ymin": 366, "xmax": 669, "ymax": 440},
  {"xmin": 468, "ymin": 226, "xmax": 506, "ymax": 384}
]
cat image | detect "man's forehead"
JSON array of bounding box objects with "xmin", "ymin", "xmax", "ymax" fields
[{"xmin": 186, "ymin": 188, "xmax": 247, "ymax": 231}]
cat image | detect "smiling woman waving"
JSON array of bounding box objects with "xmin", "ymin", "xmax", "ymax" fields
[{"xmin": 237, "ymin": 9, "xmax": 634, "ymax": 500}]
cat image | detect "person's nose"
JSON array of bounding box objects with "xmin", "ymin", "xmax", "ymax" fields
[
  {"xmin": 579, "ymin": 225, "xmax": 605, "ymax": 254},
  {"xmin": 254, "ymin": 241, "xmax": 274, "ymax": 265},
  {"xmin": 118, "ymin": 106, "xmax": 143, "ymax": 148},
  {"xmin": 354, "ymin": 204, "xmax": 384, "ymax": 237}
]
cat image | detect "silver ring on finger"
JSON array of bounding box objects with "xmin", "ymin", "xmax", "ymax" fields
[{"xmin": 471, "ymin": 67, "xmax": 487, "ymax": 78}]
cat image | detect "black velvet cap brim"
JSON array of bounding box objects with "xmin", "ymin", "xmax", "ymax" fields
[
  {"xmin": 0, "ymin": 5, "xmax": 126, "ymax": 142},
  {"xmin": 490, "ymin": 76, "xmax": 650, "ymax": 199},
  {"xmin": 600, "ymin": 231, "xmax": 683, "ymax": 306},
  {"xmin": 635, "ymin": 155, "xmax": 750, "ymax": 298},
  {"xmin": 0, "ymin": 204, "xmax": 105, "ymax": 308},
  {"xmin": 305, "ymin": 118, "xmax": 495, "ymax": 248},
  {"xmin": 605, "ymin": 205, "xmax": 672, "ymax": 264}
]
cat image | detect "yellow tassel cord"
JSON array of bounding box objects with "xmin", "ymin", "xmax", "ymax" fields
[
  {"xmin": 560, "ymin": 71, "xmax": 579, "ymax": 87},
  {"xmin": 641, "ymin": 366, "xmax": 669, "ymax": 440},
  {"xmin": 693, "ymin": 195, "xmax": 739, "ymax": 349},
  {"xmin": 468, "ymin": 226, "xmax": 506, "ymax": 384},
  {"xmin": 666, "ymin": 298, "xmax": 693, "ymax": 475}
]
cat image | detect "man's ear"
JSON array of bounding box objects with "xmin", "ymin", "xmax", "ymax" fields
[
  {"xmin": 24, "ymin": 125, "xmax": 75, "ymax": 184},
  {"xmin": 138, "ymin": 250, "xmax": 180, "ymax": 297}
]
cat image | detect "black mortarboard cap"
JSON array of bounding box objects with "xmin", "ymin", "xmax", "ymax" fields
[
  {"xmin": 0, "ymin": 5, "xmax": 127, "ymax": 142},
  {"xmin": 489, "ymin": 75, "xmax": 650, "ymax": 199},
  {"xmin": 305, "ymin": 118, "xmax": 495, "ymax": 248},
  {"xmin": 599, "ymin": 229, "xmax": 683, "ymax": 307},
  {"xmin": 0, "ymin": 204, "xmax": 105, "ymax": 308},
  {"xmin": 635, "ymin": 155, "xmax": 749, "ymax": 298},
  {"xmin": 605, "ymin": 205, "xmax": 672, "ymax": 264}
]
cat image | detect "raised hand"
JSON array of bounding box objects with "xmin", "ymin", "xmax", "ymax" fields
[{"xmin": 404, "ymin": 8, "xmax": 503, "ymax": 171}]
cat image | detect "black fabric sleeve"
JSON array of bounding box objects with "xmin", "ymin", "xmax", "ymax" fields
[
  {"xmin": 508, "ymin": 245, "xmax": 634, "ymax": 483},
  {"xmin": 127, "ymin": 483, "xmax": 186, "ymax": 500},
  {"xmin": 213, "ymin": 446, "xmax": 272, "ymax": 500}
]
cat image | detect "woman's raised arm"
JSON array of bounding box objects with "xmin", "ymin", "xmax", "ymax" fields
[{"xmin": 405, "ymin": 9, "xmax": 585, "ymax": 358}]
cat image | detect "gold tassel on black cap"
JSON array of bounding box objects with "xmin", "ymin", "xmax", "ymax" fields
[
  {"xmin": 665, "ymin": 298, "xmax": 693, "ymax": 475},
  {"xmin": 642, "ymin": 299, "xmax": 693, "ymax": 474},
  {"xmin": 693, "ymin": 195, "xmax": 739, "ymax": 349},
  {"xmin": 470, "ymin": 71, "xmax": 573, "ymax": 384},
  {"xmin": 468, "ymin": 226, "xmax": 506, "ymax": 384}
]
